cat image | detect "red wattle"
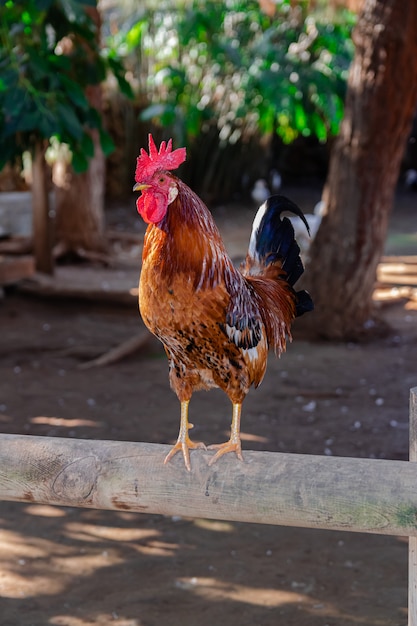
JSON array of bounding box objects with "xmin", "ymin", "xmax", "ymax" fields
[{"xmin": 136, "ymin": 191, "xmax": 168, "ymax": 224}]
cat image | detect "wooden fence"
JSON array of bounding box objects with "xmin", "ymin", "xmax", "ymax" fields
[{"xmin": 0, "ymin": 387, "xmax": 416, "ymax": 623}]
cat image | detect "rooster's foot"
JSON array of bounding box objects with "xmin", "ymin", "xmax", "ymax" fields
[
  {"xmin": 207, "ymin": 439, "xmax": 243, "ymax": 466},
  {"xmin": 164, "ymin": 435, "xmax": 206, "ymax": 472}
]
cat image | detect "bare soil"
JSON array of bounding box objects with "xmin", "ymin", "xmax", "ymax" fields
[{"xmin": 0, "ymin": 186, "xmax": 416, "ymax": 626}]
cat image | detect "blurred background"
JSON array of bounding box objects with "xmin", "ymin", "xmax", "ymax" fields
[
  {"xmin": 1, "ymin": 3, "xmax": 417, "ymax": 625},
  {"xmin": 1, "ymin": 0, "xmax": 366, "ymax": 200}
]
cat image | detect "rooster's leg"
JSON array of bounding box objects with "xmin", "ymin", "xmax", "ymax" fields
[
  {"xmin": 208, "ymin": 403, "xmax": 243, "ymax": 465},
  {"xmin": 164, "ymin": 400, "xmax": 206, "ymax": 471}
]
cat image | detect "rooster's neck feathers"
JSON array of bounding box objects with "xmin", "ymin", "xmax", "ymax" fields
[{"xmin": 144, "ymin": 181, "xmax": 234, "ymax": 292}]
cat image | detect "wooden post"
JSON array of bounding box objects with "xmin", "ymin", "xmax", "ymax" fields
[
  {"xmin": 1, "ymin": 433, "xmax": 417, "ymax": 537},
  {"xmin": 32, "ymin": 140, "xmax": 54, "ymax": 274},
  {"xmin": 409, "ymin": 387, "xmax": 417, "ymax": 626}
]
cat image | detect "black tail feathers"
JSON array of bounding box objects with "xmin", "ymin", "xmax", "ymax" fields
[
  {"xmin": 294, "ymin": 289, "xmax": 314, "ymax": 316},
  {"xmin": 247, "ymin": 194, "xmax": 314, "ymax": 317}
]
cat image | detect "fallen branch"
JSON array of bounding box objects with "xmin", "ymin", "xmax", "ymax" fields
[{"xmin": 78, "ymin": 331, "xmax": 151, "ymax": 369}]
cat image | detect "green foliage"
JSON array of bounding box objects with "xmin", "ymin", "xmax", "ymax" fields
[
  {"xmin": 0, "ymin": 0, "xmax": 132, "ymax": 172},
  {"xmin": 129, "ymin": 0, "xmax": 355, "ymax": 146}
]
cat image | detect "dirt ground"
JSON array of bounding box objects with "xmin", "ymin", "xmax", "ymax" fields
[{"xmin": 0, "ymin": 185, "xmax": 416, "ymax": 626}]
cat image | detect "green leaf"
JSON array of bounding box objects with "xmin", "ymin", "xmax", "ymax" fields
[
  {"xmin": 49, "ymin": 54, "xmax": 71, "ymax": 72},
  {"xmin": 311, "ymin": 113, "xmax": 328, "ymax": 142},
  {"xmin": 72, "ymin": 149, "xmax": 89, "ymax": 173},
  {"xmin": 4, "ymin": 111, "xmax": 39, "ymax": 136},
  {"xmin": 59, "ymin": 75, "xmax": 89, "ymax": 110},
  {"xmin": 38, "ymin": 109, "xmax": 58, "ymax": 137},
  {"xmin": 107, "ymin": 57, "xmax": 134, "ymax": 99},
  {"xmin": 26, "ymin": 52, "xmax": 51, "ymax": 79},
  {"xmin": 294, "ymin": 103, "xmax": 308, "ymax": 132},
  {"xmin": 125, "ymin": 20, "xmax": 146, "ymax": 49},
  {"xmin": 0, "ymin": 68, "xmax": 19, "ymax": 90},
  {"xmin": 22, "ymin": 10, "xmax": 33, "ymax": 25},
  {"xmin": 117, "ymin": 74, "xmax": 134, "ymax": 99},
  {"xmin": 99, "ymin": 128, "xmax": 114, "ymax": 156},
  {"xmin": 56, "ymin": 102, "xmax": 84, "ymax": 140},
  {"xmin": 80, "ymin": 131, "xmax": 95, "ymax": 158},
  {"xmin": 2, "ymin": 87, "xmax": 27, "ymax": 119},
  {"xmin": 84, "ymin": 106, "xmax": 100, "ymax": 128}
]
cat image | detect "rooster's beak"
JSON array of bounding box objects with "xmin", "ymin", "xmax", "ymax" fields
[{"xmin": 133, "ymin": 182, "xmax": 150, "ymax": 192}]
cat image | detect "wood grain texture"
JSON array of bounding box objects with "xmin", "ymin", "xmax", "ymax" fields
[
  {"xmin": 1, "ymin": 427, "xmax": 417, "ymax": 537},
  {"xmin": 409, "ymin": 387, "xmax": 417, "ymax": 626}
]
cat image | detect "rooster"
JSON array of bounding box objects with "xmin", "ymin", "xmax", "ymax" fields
[{"xmin": 134, "ymin": 135, "xmax": 313, "ymax": 471}]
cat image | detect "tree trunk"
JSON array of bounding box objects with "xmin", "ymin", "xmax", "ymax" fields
[
  {"xmin": 54, "ymin": 127, "xmax": 107, "ymax": 256},
  {"xmin": 32, "ymin": 140, "xmax": 54, "ymax": 274},
  {"xmin": 303, "ymin": 0, "xmax": 417, "ymax": 340},
  {"xmin": 54, "ymin": 6, "xmax": 107, "ymax": 258}
]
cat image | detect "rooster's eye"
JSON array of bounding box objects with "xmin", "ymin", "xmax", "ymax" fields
[{"xmin": 159, "ymin": 176, "xmax": 165, "ymax": 183}]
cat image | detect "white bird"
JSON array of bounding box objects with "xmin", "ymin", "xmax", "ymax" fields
[
  {"xmin": 405, "ymin": 169, "xmax": 417, "ymax": 190},
  {"xmin": 270, "ymin": 169, "xmax": 282, "ymax": 193},
  {"xmin": 289, "ymin": 199, "xmax": 325, "ymax": 258},
  {"xmin": 251, "ymin": 179, "xmax": 270, "ymax": 205}
]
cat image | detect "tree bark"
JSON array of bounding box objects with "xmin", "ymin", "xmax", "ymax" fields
[
  {"xmin": 303, "ymin": 0, "xmax": 417, "ymax": 340},
  {"xmin": 53, "ymin": 6, "xmax": 108, "ymax": 258},
  {"xmin": 54, "ymin": 126, "xmax": 107, "ymax": 256},
  {"xmin": 32, "ymin": 140, "xmax": 54, "ymax": 274}
]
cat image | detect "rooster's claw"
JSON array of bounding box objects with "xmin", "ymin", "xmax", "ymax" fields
[{"xmin": 164, "ymin": 439, "xmax": 206, "ymax": 471}]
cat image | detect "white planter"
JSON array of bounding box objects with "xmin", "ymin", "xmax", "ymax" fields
[{"xmin": 0, "ymin": 191, "xmax": 32, "ymax": 237}]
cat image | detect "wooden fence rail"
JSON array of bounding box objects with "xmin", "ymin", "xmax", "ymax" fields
[
  {"xmin": 0, "ymin": 387, "xmax": 416, "ymax": 623},
  {"xmin": 0, "ymin": 428, "xmax": 416, "ymax": 537}
]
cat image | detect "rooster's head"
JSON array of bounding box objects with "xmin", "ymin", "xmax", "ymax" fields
[{"xmin": 134, "ymin": 134, "xmax": 186, "ymax": 224}]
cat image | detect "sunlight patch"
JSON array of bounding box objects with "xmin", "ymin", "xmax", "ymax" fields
[
  {"xmin": 24, "ymin": 504, "xmax": 67, "ymax": 517},
  {"xmin": 64, "ymin": 522, "xmax": 158, "ymax": 543},
  {"xmin": 31, "ymin": 416, "xmax": 100, "ymax": 427},
  {"xmin": 193, "ymin": 519, "xmax": 234, "ymax": 533},
  {"xmin": 51, "ymin": 616, "xmax": 141, "ymax": 626},
  {"xmin": 175, "ymin": 576, "xmax": 315, "ymax": 608}
]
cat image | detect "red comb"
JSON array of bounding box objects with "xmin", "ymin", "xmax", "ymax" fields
[{"xmin": 135, "ymin": 134, "xmax": 186, "ymax": 182}]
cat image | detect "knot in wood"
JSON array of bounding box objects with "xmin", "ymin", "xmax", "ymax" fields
[{"xmin": 52, "ymin": 456, "xmax": 98, "ymax": 502}]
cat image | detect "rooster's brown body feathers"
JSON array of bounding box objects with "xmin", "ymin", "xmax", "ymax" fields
[{"xmin": 139, "ymin": 182, "xmax": 297, "ymax": 408}]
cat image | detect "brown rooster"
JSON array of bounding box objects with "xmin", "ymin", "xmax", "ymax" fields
[{"xmin": 134, "ymin": 135, "xmax": 313, "ymax": 470}]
